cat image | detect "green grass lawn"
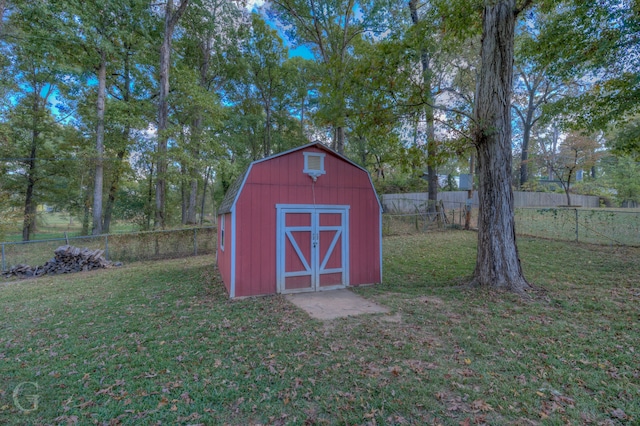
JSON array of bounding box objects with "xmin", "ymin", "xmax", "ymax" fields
[{"xmin": 1, "ymin": 232, "xmax": 638, "ymax": 425}]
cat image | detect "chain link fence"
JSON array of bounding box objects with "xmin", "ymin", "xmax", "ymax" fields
[
  {"xmin": 383, "ymin": 207, "xmax": 640, "ymax": 246},
  {"xmin": 515, "ymin": 208, "xmax": 640, "ymax": 246},
  {"xmin": 1, "ymin": 227, "xmax": 217, "ymax": 272},
  {"xmin": 383, "ymin": 201, "xmax": 477, "ymax": 235}
]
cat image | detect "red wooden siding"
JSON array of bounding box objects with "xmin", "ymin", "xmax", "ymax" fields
[
  {"xmin": 229, "ymin": 146, "xmax": 380, "ymax": 297},
  {"xmin": 217, "ymin": 212, "xmax": 232, "ymax": 295}
]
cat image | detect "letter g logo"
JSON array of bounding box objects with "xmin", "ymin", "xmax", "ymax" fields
[{"xmin": 13, "ymin": 382, "xmax": 39, "ymax": 413}]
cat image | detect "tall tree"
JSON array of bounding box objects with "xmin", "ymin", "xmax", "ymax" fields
[
  {"xmin": 178, "ymin": 0, "xmax": 242, "ymax": 224},
  {"xmin": 471, "ymin": 0, "xmax": 533, "ymax": 292},
  {"xmin": 408, "ymin": 0, "xmax": 439, "ymax": 211},
  {"xmin": 601, "ymin": 154, "xmax": 640, "ymax": 207},
  {"xmin": 243, "ymin": 14, "xmax": 289, "ymax": 157},
  {"xmin": 155, "ymin": 0, "xmax": 190, "ymax": 229},
  {"xmin": 2, "ymin": 1, "xmax": 63, "ymax": 240},
  {"xmin": 269, "ymin": 0, "xmax": 375, "ymax": 154},
  {"xmin": 512, "ymin": 62, "xmax": 562, "ymax": 187},
  {"xmin": 93, "ymin": 49, "xmax": 107, "ymax": 235},
  {"xmin": 545, "ymin": 131, "xmax": 602, "ymax": 206}
]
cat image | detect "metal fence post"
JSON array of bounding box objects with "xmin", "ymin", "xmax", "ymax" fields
[
  {"xmin": 575, "ymin": 209, "xmax": 579, "ymax": 242},
  {"xmin": 105, "ymin": 235, "xmax": 109, "ymax": 260},
  {"xmin": 193, "ymin": 228, "xmax": 198, "ymax": 256}
]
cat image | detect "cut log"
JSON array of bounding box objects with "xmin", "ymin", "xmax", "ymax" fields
[{"xmin": 2, "ymin": 245, "xmax": 119, "ymax": 279}]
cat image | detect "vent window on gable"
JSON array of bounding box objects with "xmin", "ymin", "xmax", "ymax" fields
[{"xmin": 303, "ymin": 152, "xmax": 326, "ymax": 181}]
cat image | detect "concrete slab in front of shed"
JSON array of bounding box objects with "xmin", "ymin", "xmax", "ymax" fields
[{"xmin": 285, "ymin": 289, "xmax": 389, "ymax": 320}]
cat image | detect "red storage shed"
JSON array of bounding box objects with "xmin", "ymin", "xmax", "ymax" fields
[{"xmin": 217, "ymin": 142, "xmax": 382, "ymax": 298}]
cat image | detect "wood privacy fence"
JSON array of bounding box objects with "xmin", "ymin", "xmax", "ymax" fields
[
  {"xmin": 381, "ymin": 191, "xmax": 600, "ymax": 212},
  {"xmin": 1, "ymin": 227, "xmax": 216, "ymax": 273}
]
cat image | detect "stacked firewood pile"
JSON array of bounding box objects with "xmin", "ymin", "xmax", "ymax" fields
[{"xmin": 3, "ymin": 245, "xmax": 119, "ymax": 278}]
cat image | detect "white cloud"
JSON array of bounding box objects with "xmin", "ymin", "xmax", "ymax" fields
[{"xmin": 245, "ymin": 0, "xmax": 265, "ymax": 10}]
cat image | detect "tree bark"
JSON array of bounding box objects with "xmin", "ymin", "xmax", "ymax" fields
[
  {"xmin": 519, "ymin": 85, "xmax": 535, "ymax": 187},
  {"xmin": 82, "ymin": 191, "xmax": 91, "ymax": 236},
  {"xmin": 92, "ymin": 50, "xmax": 106, "ymax": 235},
  {"xmin": 181, "ymin": 161, "xmax": 188, "ymax": 224},
  {"xmin": 200, "ymin": 166, "xmax": 211, "ymax": 225},
  {"xmin": 0, "ymin": 0, "xmax": 6, "ymax": 35},
  {"xmin": 102, "ymin": 149, "xmax": 126, "ymax": 233},
  {"xmin": 409, "ymin": 0, "xmax": 438, "ymax": 213},
  {"xmin": 264, "ymin": 99, "xmax": 272, "ymax": 157},
  {"xmin": 519, "ymin": 121, "xmax": 531, "ymax": 187},
  {"xmin": 464, "ymin": 153, "xmax": 475, "ymax": 230},
  {"xmin": 336, "ymin": 126, "xmax": 345, "ymax": 155},
  {"xmin": 155, "ymin": 0, "xmax": 190, "ymax": 229},
  {"xmin": 145, "ymin": 161, "xmax": 154, "ymax": 231},
  {"xmin": 187, "ymin": 38, "xmax": 211, "ymax": 225},
  {"xmin": 22, "ymin": 121, "xmax": 38, "ymax": 241},
  {"xmin": 472, "ymin": 0, "xmax": 531, "ymax": 293},
  {"xmin": 186, "ymin": 115, "xmax": 201, "ymax": 225},
  {"xmin": 103, "ymin": 47, "xmax": 132, "ymax": 233}
]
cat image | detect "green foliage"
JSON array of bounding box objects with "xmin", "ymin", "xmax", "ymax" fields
[
  {"xmin": 373, "ymin": 172, "xmax": 429, "ymax": 194},
  {"xmin": 524, "ymin": 0, "xmax": 640, "ymax": 131},
  {"xmin": 609, "ymin": 117, "xmax": 640, "ymax": 159},
  {"xmin": 601, "ymin": 154, "xmax": 640, "ymax": 207}
]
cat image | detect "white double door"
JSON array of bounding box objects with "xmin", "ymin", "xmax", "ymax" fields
[{"xmin": 276, "ymin": 205, "xmax": 349, "ymax": 294}]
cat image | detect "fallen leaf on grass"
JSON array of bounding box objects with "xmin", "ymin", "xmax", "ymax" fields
[
  {"xmin": 157, "ymin": 396, "xmax": 169, "ymax": 408},
  {"xmin": 553, "ymin": 394, "xmax": 575, "ymax": 407},
  {"xmin": 471, "ymin": 399, "xmax": 493, "ymax": 412},
  {"xmin": 611, "ymin": 408, "xmax": 628, "ymax": 420},
  {"xmin": 389, "ymin": 366, "xmax": 402, "ymax": 376}
]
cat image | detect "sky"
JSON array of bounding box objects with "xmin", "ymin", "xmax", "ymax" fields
[{"xmin": 249, "ymin": 1, "xmax": 314, "ymax": 59}]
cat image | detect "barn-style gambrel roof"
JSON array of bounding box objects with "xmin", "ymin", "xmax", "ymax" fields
[{"xmin": 217, "ymin": 142, "xmax": 377, "ymax": 215}]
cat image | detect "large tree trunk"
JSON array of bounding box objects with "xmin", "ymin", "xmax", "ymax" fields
[
  {"xmin": 92, "ymin": 50, "xmax": 106, "ymax": 235},
  {"xmin": 155, "ymin": 0, "xmax": 189, "ymax": 229},
  {"xmin": 472, "ymin": 0, "xmax": 531, "ymax": 293}
]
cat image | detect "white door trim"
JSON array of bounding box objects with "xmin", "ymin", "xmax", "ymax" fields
[{"xmin": 276, "ymin": 204, "xmax": 349, "ymax": 294}]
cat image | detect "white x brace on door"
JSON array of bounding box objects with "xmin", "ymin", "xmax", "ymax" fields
[{"xmin": 276, "ymin": 205, "xmax": 349, "ymax": 294}]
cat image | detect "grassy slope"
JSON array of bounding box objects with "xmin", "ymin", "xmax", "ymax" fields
[{"xmin": 1, "ymin": 232, "xmax": 638, "ymax": 425}]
